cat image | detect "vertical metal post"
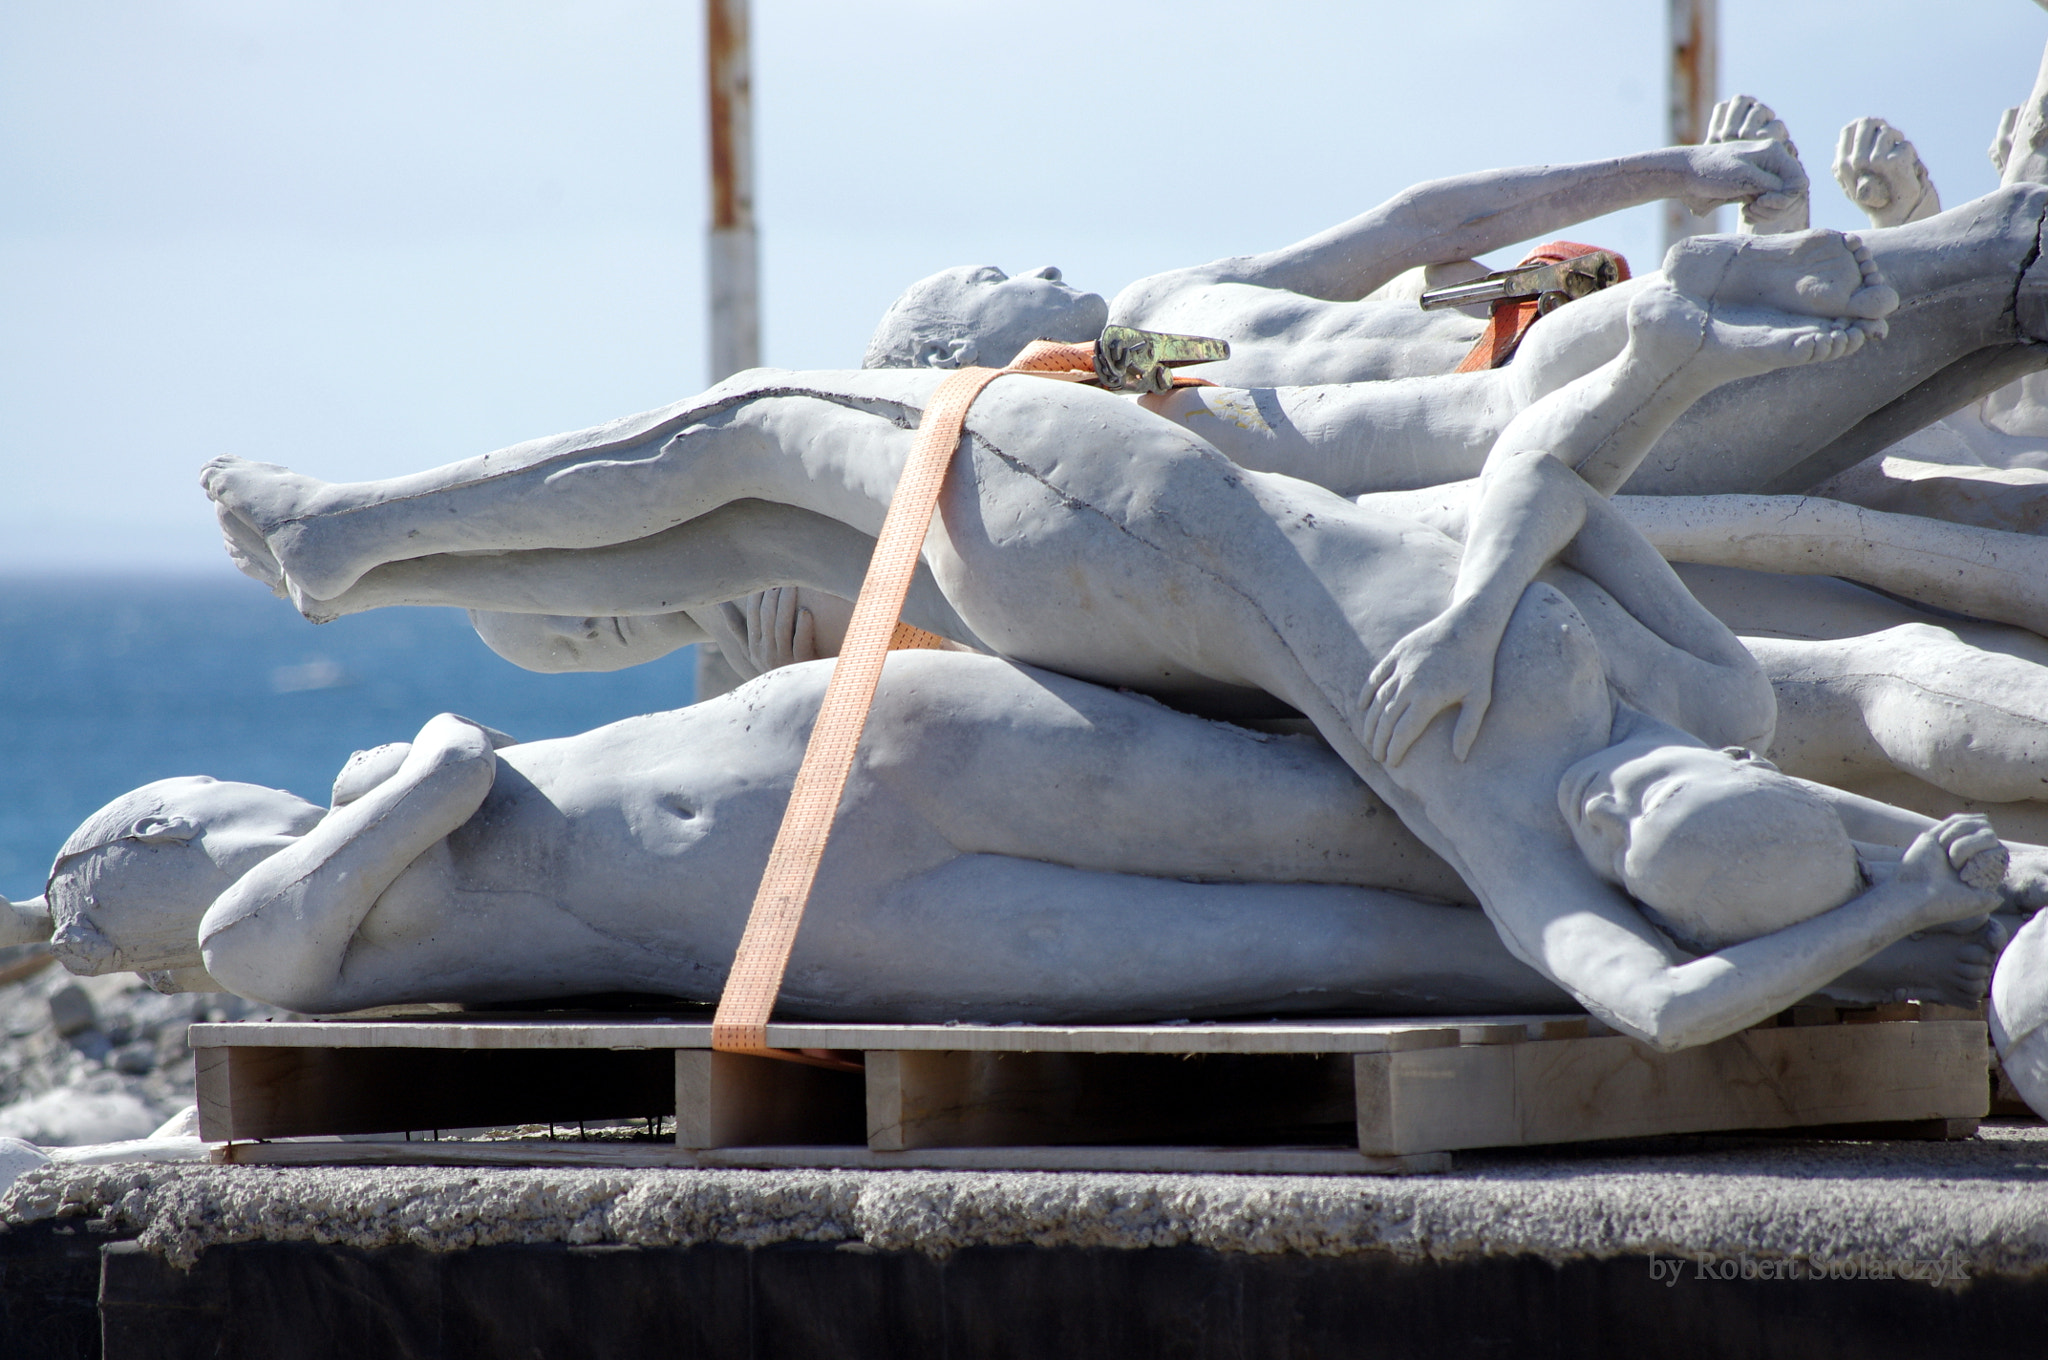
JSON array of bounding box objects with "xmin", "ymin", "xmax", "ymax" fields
[
  {"xmin": 1664, "ymin": 0, "xmax": 1721, "ymax": 252},
  {"xmin": 698, "ymin": 0, "xmax": 759, "ymax": 704},
  {"xmin": 706, "ymin": 0, "xmax": 758, "ymax": 382}
]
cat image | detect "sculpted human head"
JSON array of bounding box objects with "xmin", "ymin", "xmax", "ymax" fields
[
  {"xmin": 44, "ymin": 777, "xmax": 322, "ymax": 977},
  {"xmin": 863, "ymin": 265, "xmax": 1109, "ymax": 370},
  {"xmin": 1558, "ymin": 738, "xmax": 1862, "ymax": 952}
]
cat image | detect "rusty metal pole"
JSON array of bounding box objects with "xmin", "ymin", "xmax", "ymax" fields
[
  {"xmin": 698, "ymin": 0, "xmax": 759, "ymax": 703},
  {"xmin": 1664, "ymin": 0, "xmax": 1721, "ymax": 252},
  {"xmin": 706, "ymin": 0, "xmax": 758, "ymax": 382}
]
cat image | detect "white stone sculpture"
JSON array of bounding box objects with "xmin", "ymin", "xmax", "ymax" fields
[
  {"xmin": 516, "ymin": 77, "xmax": 2048, "ymax": 694},
  {"xmin": 32, "ymin": 652, "xmax": 2008, "ymax": 1026},
  {"xmin": 1834, "ymin": 116, "xmax": 1941, "ymax": 229},
  {"xmin": 1808, "ymin": 89, "xmax": 2048, "ymax": 526},
  {"xmin": 185, "ymin": 237, "xmax": 2033, "ymax": 1050},
  {"xmin": 490, "ymin": 211, "xmax": 2048, "ymax": 828},
  {"xmin": 864, "ymin": 138, "xmax": 1806, "ymax": 387},
  {"xmin": 1709, "ymin": 95, "xmax": 1810, "ymax": 234},
  {"xmin": 1992, "ymin": 908, "xmax": 2048, "ymax": 1122}
]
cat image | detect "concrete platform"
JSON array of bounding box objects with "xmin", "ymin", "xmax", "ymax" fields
[{"xmin": 3, "ymin": 1122, "xmax": 2046, "ymax": 1358}]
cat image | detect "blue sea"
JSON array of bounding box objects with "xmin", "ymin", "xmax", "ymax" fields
[{"xmin": 0, "ymin": 573, "xmax": 696, "ymax": 903}]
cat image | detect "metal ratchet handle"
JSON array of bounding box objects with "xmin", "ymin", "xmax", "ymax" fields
[
  {"xmin": 1419, "ymin": 253, "xmax": 1624, "ymax": 313},
  {"xmin": 1093, "ymin": 325, "xmax": 1231, "ymax": 394}
]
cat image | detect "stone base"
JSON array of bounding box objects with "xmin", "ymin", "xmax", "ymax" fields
[
  {"xmin": 79, "ymin": 1237, "xmax": 2048, "ymax": 1360},
  {"xmin": 6, "ymin": 1123, "xmax": 2047, "ymax": 1359}
]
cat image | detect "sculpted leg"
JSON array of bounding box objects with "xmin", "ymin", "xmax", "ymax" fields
[
  {"xmin": 1750, "ymin": 625, "xmax": 2048, "ymax": 806},
  {"xmin": 289, "ymin": 498, "xmax": 981, "ymax": 645},
  {"xmin": 1500, "ymin": 231, "xmax": 1894, "ymax": 494},
  {"xmin": 1616, "ymin": 494, "xmax": 2048, "ymax": 638},
  {"xmin": 1810, "ymin": 455, "xmax": 2048, "ymax": 535},
  {"xmin": 791, "ymin": 855, "xmax": 1565, "ymax": 1023},
  {"xmin": 1636, "ymin": 185, "xmax": 2048, "ymax": 494},
  {"xmin": 1153, "ymin": 230, "xmax": 1891, "ymax": 500},
  {"xmin": 201, "ymin": 384, "xmax": 899, "ymax": 604}
]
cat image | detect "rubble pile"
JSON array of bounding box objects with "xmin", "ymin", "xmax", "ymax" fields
[{"xmin": 0, "ymin": 944, "xmax": 279, "ymax": 1145}]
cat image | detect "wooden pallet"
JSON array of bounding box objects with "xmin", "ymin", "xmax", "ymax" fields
[{"xmin": 192, "ymin": 1006, "xmax": 1989, "ymax": 1175}]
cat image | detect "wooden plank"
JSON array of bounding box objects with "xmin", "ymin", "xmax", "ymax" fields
[
  {"xmin": 1721, "ymin": 1116, "xmax": 1980, "ymax": 1142},
  {"xmin": 196, "ymin": 1044, "xmax": 674, "ymax": 1141},
  {"xmin": 674, "ymin": 1050, "xmax": 864, "ymax": 1147},
  {"xmin": 192, "ymin": 1045, "xmax": 236, "ymax": 1142},
  {"xmin": 219, "ymin": 1138, "xmax": 1448, "ymax": 1176},
  {"xmin": 1455, "ymin": 1021, "xmax": 1535, "ymax": 1046},
  {"xmin": 1355, "ymin": 1046, "xmax": 1518, "ymax": 1155},
  {"xmin": 1355, "ymin": 1020, "xmax": 1988, "ymax": 1155},
  {"xmin": 188, "ymin": 1015, "xmax": 1532, "ymax": 1056},
  {"xmin": 864, "ymin": 1049, "xmax": 1356, "ymax": 1152}
]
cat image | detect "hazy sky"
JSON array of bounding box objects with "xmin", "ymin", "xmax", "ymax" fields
[{"xmin": 4, "ymin": 0, "xmax": 2043, "ymax": 572}]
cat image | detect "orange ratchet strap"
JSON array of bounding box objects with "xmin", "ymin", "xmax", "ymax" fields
[
  {"xmin": 1453, "ymin": 241, "xmax": 1632, "ymax": 373},
  {"xmin": 710, "ymin": 340, "xmax": 1211, "ymax": 1064}
]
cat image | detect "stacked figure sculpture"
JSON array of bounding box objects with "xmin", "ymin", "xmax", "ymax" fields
[{"xmin": 17, "ymin": 48, "xmax": 2048, "ymax": 1123}]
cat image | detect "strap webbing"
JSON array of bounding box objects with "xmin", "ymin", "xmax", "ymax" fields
[
  {"xmin": 710, "ymin": 342, "xmax": 1103, "ymax": 1060},
  {"xmin": 1453, "ymin": 241, "xmax": 1631, "ymax": 373}
]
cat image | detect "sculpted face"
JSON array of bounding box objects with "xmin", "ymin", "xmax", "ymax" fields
[
  {"xmin": 45, "ymin": 777, "xmax": 322, "ymax": 975},
  {"xmin": 1558, "ymin": 738, "xmax": 1862, "ymax": 951},
  {"xmin": 470, "ymin": 610, "xmax": 702, "ymax": 673},
  {"xmin": 863, "ymin": 265, "xmax": 1110, "ymax": 370}
]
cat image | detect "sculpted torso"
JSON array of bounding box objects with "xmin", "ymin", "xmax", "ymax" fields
[
  {"xmin": 203, "ymin": 655, "xmax": 1495, "ymax": 1018},
  {"xmin": 1110, "ymin": 276, "xmax": 1486, "ymax": 386}
]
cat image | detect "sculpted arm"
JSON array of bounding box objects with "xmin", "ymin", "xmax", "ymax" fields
[
  {"xmin": 1115, "ymin": 142, "xmax": 1802, "ymax": 309},
  {"xmin": 198, "ymin": 714, "xmax": 496, "ymax": 1009},
  {"xmin": 1512, "ymin": 817, "xmax": 2003, "ymax": 1049},
  {"xmin": 1363, "ymin": 449, "xmax": 1769, "ymax": 765},
  {"xmin": 0, "ymin": 895, "xmax": 51, "ymax": 948}
]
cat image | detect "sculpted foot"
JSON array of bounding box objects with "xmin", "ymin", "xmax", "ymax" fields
[
  {"xmin": 212, "ymin": 501, "xmax": 288, "ymax": 599},
  {"xmin": 1823, "ymin": 916, "xmax": 2005, "ymax": 1008},
  {"xmin": 2004, "ymin": 843, "xmax": 2048, "ymax": 914},
  {"xmin": 200, "ymin": 456, "xmax": 365, "ymax": 605},
  {"xmin": 1636, "ymin": 231, "xmax": 1900, "ymax": 384}
]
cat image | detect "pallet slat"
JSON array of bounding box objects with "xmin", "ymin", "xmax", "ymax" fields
[
  {"xmin": 193, "ymin": 1011, "xmax": 1991, "ymax": 1166},
  {"xmin": 218, "ymin": 1139, "xmax": 1450, "ymax": 1176},
  {"xmin": 1357, "ymin": 1021, "xmax": 1988, "ymax": 1155}
]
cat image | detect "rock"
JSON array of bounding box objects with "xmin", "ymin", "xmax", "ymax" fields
[
  {"xmin": 46, "ymin": 984, "xmax": 97, "ymax": 1038},
  {"xmin": 111, "ymin": 1040, "xmax": 157, "ymax": 1075},
  {"xmin": 0, "ymin": 1087, "xmax": 161, "ymax": 1146}
]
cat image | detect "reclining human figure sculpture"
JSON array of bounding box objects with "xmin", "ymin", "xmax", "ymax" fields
[
  {"xmin": 859, "ymin": 125, "xmax": 1805, "ymax": 385},
  {"xmin": 470, "ymin": 227, "xmax": 2048, "ymax": 831},
  {"xmin": 193, "ymin": 234, "xmax": 2029, "ymax": 1050},
  {"xmin": 869, "ymin": 70, "xmax": 2048, "ymax": 501},
  {"xmin": 472, "ymin": 61, "xmax": 2048, "ymax": 816},
  {"xmin": 19, "ymin": 650, "xmax": 2009, "ymax": 1027}
]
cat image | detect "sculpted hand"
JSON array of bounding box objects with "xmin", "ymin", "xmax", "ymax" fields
[
  {"xmin": 1991, "ymin": 106, "xmax": 2019, "ymax": 179},
  {"xmin": 742, "ymin": 587, "xmax": 821, "ymax": 674},
  {"xmin": 1833, "ymin": 118, "xmax": 1939, "ymax": 228},
  {"xmin": 1699, "ymin": 96, "xmax": 1810, "ymax": 233},
  {"xmin": 1893, "ymin": 815, "xmax": 2007, "ymax": 931},
  {"xmin": 1359, "ymin": 607, "xmax": 1497, "ymax": 767}
]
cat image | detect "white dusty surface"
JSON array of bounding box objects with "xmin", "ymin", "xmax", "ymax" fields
[{"xmin": 4, "ymin": 1125, "xmax": 2045, "ymax": 1275}]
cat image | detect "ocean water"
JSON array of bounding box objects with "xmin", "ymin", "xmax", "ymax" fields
[{"xmin": 0, "ymin": 573, "xmax": 696, "ymax": 902}]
